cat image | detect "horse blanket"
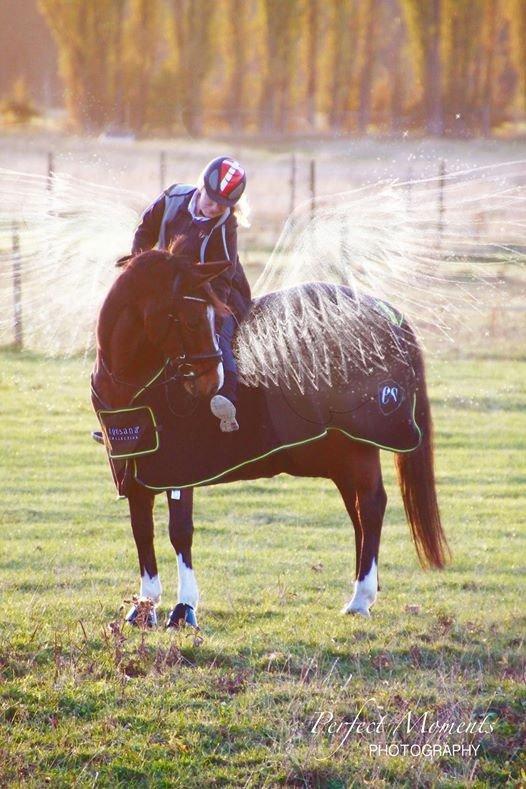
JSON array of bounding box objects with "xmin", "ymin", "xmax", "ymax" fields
[{"xmin": 93, "ymin": 289, "xmax": 422, "ymax": 495}]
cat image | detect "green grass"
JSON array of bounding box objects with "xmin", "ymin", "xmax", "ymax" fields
[{"xmin": 0, "ymin": 349, "xmax": 524, "ymax": 787}]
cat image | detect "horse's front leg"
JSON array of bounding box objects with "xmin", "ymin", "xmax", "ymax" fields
[
  {"xmin": 165, "ymin": 488, "xmax": 200, "ymax": 629},
  {"xmin": 126, "ymin": 480, "xmax": 160, "ymax": 627}
]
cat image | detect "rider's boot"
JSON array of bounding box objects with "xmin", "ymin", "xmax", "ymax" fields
[{"xmin": 210, "ymin": 371, "xmax": 239, "ymax": 432}]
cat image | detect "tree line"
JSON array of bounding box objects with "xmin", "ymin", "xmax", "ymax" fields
[{"xmin": 37, "ymin": 0, "xmax": 526, "ymax": 137}]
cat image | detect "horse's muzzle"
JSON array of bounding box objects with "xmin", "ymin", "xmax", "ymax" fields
[{"xmin": 183, "ymin": 365, "xmax": 222, "ymax": 399}]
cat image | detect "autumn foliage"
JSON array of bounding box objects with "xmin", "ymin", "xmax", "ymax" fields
[{"xmin": 36, "ymin": 0, "xmax": 526, "ymax": 136}]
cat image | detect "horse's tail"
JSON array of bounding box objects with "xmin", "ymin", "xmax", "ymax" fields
[{"xmin": 394, "ymin": 325, "xmax": 450, "ymax": 569}]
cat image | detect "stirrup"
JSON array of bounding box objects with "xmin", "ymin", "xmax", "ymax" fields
[
  {"xmin": 91, "ymin": 430, "xmax": 104, "ymax": 445},
  {"xmin": 210, "ymin": 395, "xmax": 239, "ymax": 432}
]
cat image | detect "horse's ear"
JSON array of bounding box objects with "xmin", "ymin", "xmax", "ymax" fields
[
  {"xmin": 189, "ymin": 260, "xmax": 230, "ymax": 286},
  {"xmin": 116, "ymin": 254, "xmax": 134, "ymax": 268}
]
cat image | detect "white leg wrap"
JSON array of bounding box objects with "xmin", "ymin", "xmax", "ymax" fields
[
  {"xmin": 140, "ymin": 572, "xmax": 162, "ymax": 603},
  {"xmin": 342, "ymin": 559, "xmax": 378, "ymax": 617},
  {"xmin": 177, "ymin": 554, "xmax": 199, "ymax": 608}
]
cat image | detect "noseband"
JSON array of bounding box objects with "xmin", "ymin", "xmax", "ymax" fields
[{"xmin": 164, "ymin": 273, "xmax": 223, "ymax": 381}]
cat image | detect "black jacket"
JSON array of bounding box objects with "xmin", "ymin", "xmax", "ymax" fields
[{"xmin": 132, "ymin": 187, "xmax": 251, "ymax": 320}]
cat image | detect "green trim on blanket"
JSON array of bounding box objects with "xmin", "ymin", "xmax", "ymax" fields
[
  {"xmin": 133, "ymin": 394, "xmax": 422, "ymax": 491},
  {"xmin": 375, "ymin": 299, "xmax": 404, "ymax": 327}
]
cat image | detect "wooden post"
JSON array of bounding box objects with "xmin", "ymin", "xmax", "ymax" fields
[
  {"xmin": 437, "ymin": 159, "xmax": 446, "ymax": 249},
  {"xmin": 47, "ymin": 151, "xmax": 54, "ymax": 191},
  {"xmin": 289, "ymin": 153, "xmax": 296, "ymax": 216},
  {"xmin": 12, "ymin": 222, "xmax": 23, "ymax": 350},
  {"xmin": 309, "ymin": 158, "xmax": 316, "ymax": 223},
  {"xmin": 160, "ymin": 151, "xmax": 166, "ymax": 191}
]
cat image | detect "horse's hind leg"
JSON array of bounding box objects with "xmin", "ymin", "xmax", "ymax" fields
[
  {"xmin": 165, "ymin": 488, "xmax": 199, "ymax": 629},
  {"xmin": 127, "ymin": 480, "xmax": 160, "ymax": 626},
  {"xmin": 333, "ymin": 442, "xmax": 387, "ymax": 617},
  {"xmin": 333, "ymin": 477, "xmax": 361, "ymax": 579}
]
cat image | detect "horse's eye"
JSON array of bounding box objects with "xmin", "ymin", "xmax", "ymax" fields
[{"xmin": 180, "ymin": 302, "xmax": 204, "ymax": 330}]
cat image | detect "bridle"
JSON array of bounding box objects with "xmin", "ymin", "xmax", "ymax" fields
[
  {"xmin": 97, "ymin": 271, "xmax": 223, "ymax": 397},
  {"xmin": 163, "ymin": 272, "xmax": 223, "ymax": 381}
]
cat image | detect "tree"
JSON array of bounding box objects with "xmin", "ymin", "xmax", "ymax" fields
[
  {"xmin": 305, "ymin": 0, "xmax": 319, "ymax": 128},
  {"xmin": 39, "ymin": 0, "xmax": 124, "ymax": 130},
  {"xmin": 0, "ymin": 0, "xmax": 59, "ymax": 105},
  {"xmin": 326, "ymin": 0, "xmax": 360, "ymax": 131},
  {"xmin": 122, "ymin": 0, "xmax": 162, "ymax": 133},
  {"xmin": 508, "ymin": 0, "xmax": 526, "ymax": 110},
  {"xmin": 376, "ymin": 0, "xmax": 407, "ymax": 133},
  {"xmin": 443, "ymin": 0, "xmax": 484, "ymax": 134},
  {"xmin": 225, "ymin": 0, "xmax": 249, "ymax": 133},
  {"xmin": 0, "ymin": 77, "xmax": 40, "ymax": 124},
  {"xmin": 402, "ymin": 0, "xmax": 444, "ymax": 135},
  {"xmin": 170, "ymin": 0, "xmax": 216, "ymax": 136},
  {"xmin": 357, "ymin": 0, "xmax": 379, "ymax": 133},
  {"xmin": 259, "ymin": 0, "xmax": 301, "ymax": 133},
  {"xmin": 481, "ymin": 0, "xmax": 498, "ymax": 135}
]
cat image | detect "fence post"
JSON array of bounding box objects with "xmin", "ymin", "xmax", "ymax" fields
[
  {"xmin": 289, "ymin": 153, "xmax": 296, "ymax": 216},
  {"xmin": 160, "ymin": 151, "xmax": 166, "ymax": 191},
  {"xmin": 47, "ymin": 151, "xmax": 54, "ymax": 191},
  {"xmin": 12, "ymin": 222, "xmax": 23, "ymax": 350},
  {"xmin": 437, "ymin": 159, "xmax": 446, "ymax": 250}
]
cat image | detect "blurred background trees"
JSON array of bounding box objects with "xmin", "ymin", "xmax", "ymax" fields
[{"xmin": 1, "ymin": 0, "xmax": 525, "ymax": 136}]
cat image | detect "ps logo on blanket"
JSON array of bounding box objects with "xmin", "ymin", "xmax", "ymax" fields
[{"xmin": 378, "ymin": 380, "xmax": 405, "ymax": 415}]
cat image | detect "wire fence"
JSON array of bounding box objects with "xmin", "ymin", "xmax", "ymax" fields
[{"xmin": 1, "ymin": 145, "xmax": 525, "ymax": 354}]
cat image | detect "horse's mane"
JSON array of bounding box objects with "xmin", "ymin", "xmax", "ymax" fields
[
  {"xmin": 113, "ymin": 246, "xmax": 232, "ymax": 318},
  {"xmin": 114, "ymin": 235, "xmax": 186, "ymax": 267},
  {"xmin": 116, "ymin": 249, "xmax": 175, "ymax": 272}
]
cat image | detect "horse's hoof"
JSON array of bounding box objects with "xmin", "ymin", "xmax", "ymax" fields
[
  {"xmin": 125, "ymin": 602, "xmax": 158, "ymax": 628},
  {"xmin": 166, "ymin": 603, "xmax": 198, "ymax": 629},
  {"xmin": 341, "ymin": 604, "xmax": 371, "ymax": 618}
]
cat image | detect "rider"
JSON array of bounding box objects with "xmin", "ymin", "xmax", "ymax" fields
[{"xmin": 132, "ymin": 156, "xmax": 251, "ymax": 432}]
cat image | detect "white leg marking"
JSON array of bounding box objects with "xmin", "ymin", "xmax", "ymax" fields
[
  {"xmin": 342, "ymin": 559, "xmax": 378, "ymax": 617},
  {"xmin": 177, "ymin": 553, "xmax": 199, "ymax": 608},
  {"xmin": 140, "ymin": 572, "xmax": 162, "ymax": 603}
]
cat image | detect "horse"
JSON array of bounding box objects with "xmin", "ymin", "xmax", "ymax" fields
[{"xmin": 91, "ymin": 249, "xmax": 449, "ymax": 628}]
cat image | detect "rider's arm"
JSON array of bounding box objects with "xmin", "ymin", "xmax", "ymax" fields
[
  {"xmin": 210, "ymin": 216, "xmax": 238, "ymax": 304},
  {"xmin": 233, "ymin": 256, "xmax": 251, "ymax": 302},
  {"xmin": 131, "ymin": 194, "xmax": 166, "ymax": 254}
]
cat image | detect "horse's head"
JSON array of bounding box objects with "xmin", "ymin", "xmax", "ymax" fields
[{"xmin": 124, "ymin": 251, "xmax": 230, "ymax": 398}]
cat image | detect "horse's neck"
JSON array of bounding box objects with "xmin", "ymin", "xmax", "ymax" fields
[{"xmin": 95, "ymin": 301, "xmax": 162, "ymax": 407}]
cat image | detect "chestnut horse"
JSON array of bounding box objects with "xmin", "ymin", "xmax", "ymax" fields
[{"xmin": 92, "ymin": 250, "xmax": 449, "ymax": 628}]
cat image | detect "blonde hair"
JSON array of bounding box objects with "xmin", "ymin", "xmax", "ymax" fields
[{"xmin": 232, "ymin": 193, "xmax": 251, "ymax": 228}]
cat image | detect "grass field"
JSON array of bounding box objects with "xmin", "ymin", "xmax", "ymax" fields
[{"xmin": 0, "ymin": 348, "xmax": 524, "ymax": 786}]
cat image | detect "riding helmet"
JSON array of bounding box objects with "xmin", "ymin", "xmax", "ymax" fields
[{"xmin": 202, "ymin": 156, "xmax": 246, "ymax": 206}]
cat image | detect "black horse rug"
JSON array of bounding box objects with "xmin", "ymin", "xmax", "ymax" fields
[{"xmin": 94, "ymin": 287, "xmax": 422, "ymax": 495}]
